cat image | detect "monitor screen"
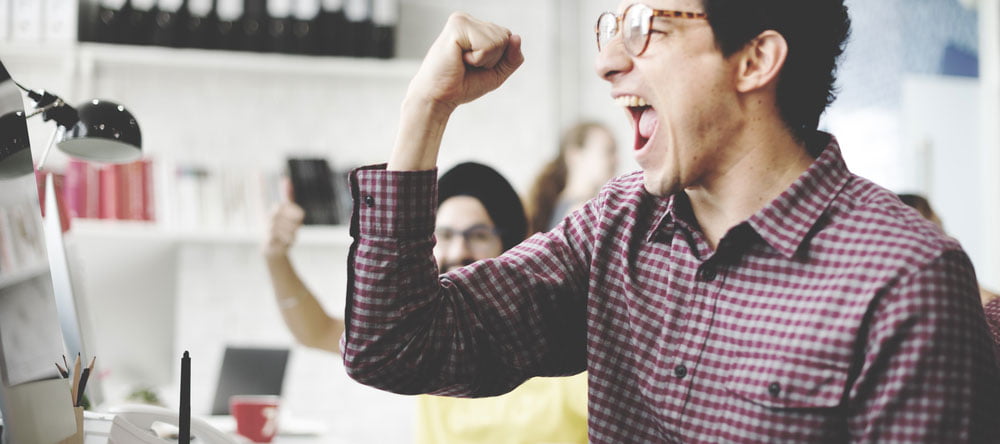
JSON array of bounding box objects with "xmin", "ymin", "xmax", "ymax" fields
[{"xmin": 0, "ymin": 59, "xmax": 77, "ymax": 444}]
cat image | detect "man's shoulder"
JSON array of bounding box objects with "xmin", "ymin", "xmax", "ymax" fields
[
  {"xmin": 596, "ymin": 171, "xmax": 655, "ymax": 216},
  {"xmin": 819, "ymin": 175, "xmax": 965, "ymax": 272},
  {"xmin": 602, "ymin": 171, "xmax": 646, "ymax": 195}
]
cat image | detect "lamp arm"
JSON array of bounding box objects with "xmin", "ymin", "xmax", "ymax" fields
[
  {"xmin": 24, "ymin": 98, "xmax": 66, "ymax": 120},
  {"xmin": 36, "ymin": 125, "xmax": 65, "ymax": 171}
]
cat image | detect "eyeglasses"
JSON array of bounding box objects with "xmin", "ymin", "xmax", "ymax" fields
[
  {"xmin": 435, "ymin": 225, "xmax": 502, "ymax": 253},
  {"xmin": 596, "ymin": 3, "xmax": 707, "ymax": 56}
]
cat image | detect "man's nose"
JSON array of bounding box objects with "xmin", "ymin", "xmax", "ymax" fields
[
  {"xmin": 595, "ymin": 34, "xmax": 632, "ymax": 82},
  {"xmin": 445, "ymin": 237, "xmax": 475, "ymax": 264}
]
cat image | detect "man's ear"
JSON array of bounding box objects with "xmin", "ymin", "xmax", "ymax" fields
[{"xmin": 735, "ymin": 30, "xmax": 788, "ymax": 93}]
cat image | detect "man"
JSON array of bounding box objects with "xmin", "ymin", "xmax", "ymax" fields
[
  {"xmin": 343, "ymin": 1, "xmax": 1000, "ymax": 442},
  {"xmin": 264, "ymin": 162, "xmax": 587, "ymax": 443}
]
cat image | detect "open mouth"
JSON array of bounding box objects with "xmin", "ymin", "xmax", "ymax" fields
[{"xmin": 615, "ymin": 95, "xmax": 657, "ymax": 151}]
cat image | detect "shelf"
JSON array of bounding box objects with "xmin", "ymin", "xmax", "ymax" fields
[
  {"xmin": 0, "ymin": 263, "xmax": 49, "ymax": 289},
  {"xmin": 69, "ymin": 219, "xmax": 352, "ymax": 247},
  {"xmin": 1, "ymin": 42, "xmax": 421, "ymax": 79}
]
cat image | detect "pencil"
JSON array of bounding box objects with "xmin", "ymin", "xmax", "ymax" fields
[
  {"xmin": 55, "ymin": 362, "xmax": 68, "ymax": 378},
  {"xmin": 71, "ymin": 353, "xmax": 81, "ymax": 407},
  {"xmin": 87, "ymin": 356, "xmax": 96, "ymax": 373},
  {"xmin": 76, "ymin": 368, "xmax": 90, "ymax": 407}
]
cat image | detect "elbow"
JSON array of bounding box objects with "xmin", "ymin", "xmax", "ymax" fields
[
  {"xmin": 341, "ymin": 347, "xmax": 406, "ymax": 393},
  {"xmin": 341, "ymin": 337, "xmax": 435, "ymax": 395}
]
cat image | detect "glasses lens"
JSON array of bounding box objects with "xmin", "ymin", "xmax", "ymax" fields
[
  {"xmin": 597, "ymin": 13, "xmax": 617, "ymax": 51},
  {"xmin": 465, "ymin": 227, "xmax": 499, "ymax": 252},
  {"xmin": 623, "ymin": 4, "xmax": 653, "ymax": 55}
]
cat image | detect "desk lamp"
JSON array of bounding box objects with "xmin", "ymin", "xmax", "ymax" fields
[{"xmin": 1, "ymin": 81, "xmax": 141, "ymax": 172}]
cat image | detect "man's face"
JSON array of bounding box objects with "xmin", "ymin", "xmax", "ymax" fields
[
  {"xmin": 596, "ymin": 0, "xmax": 741, "ymax": 197},
  {"xmin": 433, "ymin": 195, "xmax": 504, "ymax": 272}
]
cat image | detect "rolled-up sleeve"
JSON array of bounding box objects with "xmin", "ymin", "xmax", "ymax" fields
[{"xmin": 343, "ymin": 165, "xmax": 590, "ymax": 397}]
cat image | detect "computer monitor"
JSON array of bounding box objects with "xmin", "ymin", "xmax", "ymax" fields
[
  {"xmin": 0, "ymin": 60, "xmax": 78, "ymax": 443},
  {"xmin": 42, "ymin": 174, "xmax": 105, "ymax": 408}
]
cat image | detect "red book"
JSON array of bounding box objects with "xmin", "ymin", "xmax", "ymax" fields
[
  {"xmin": 64, "ymin": 160, "xmax": 96, "ymax": 219},
  {"xmin": 122, "ymin": 161, "xmax": 145, "ymax": 221},
  {"xmin": 99, "ymin": 165, "xmax": 120, "ymax": 220},
  {"xmin": 142, "ymin": 158, "xmax": 156, "ymax": 222},
  {"xmin": 34, "ymin": 171, "xmax": 71, "ymax": 232}
]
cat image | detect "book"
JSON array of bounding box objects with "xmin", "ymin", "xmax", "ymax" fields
[
  {"xmin": 290, "ymin": 0, "xmax": 320, "ymax": 55},
  {"xmin": 98, "ymin": 164, "xmax": 121, "ymax": 220},
  {"xmin": 150, "ymin": 0, "xmax": 186, "ymax": 47},
  {"xmin": 64, "ymin": 159, "xmax": 99, "ymax": 219},
  {"xmin": 371, "ymin": 0, "xmax": 398, "ymax": 59}
]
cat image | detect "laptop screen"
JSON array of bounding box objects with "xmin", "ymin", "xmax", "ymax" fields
[{"xmin": 211, "ymin": 346, "xmax": 290, "ymax": 415}]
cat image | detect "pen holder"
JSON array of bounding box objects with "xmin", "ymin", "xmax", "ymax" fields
[{"xmin": 56, "ymin": 406, "xmax": 84, "ymax": 444}]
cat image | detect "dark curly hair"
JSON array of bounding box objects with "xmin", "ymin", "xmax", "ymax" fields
[{"xmin": 702, "ymin": 0, "xmax": 851, "ymax": 142}]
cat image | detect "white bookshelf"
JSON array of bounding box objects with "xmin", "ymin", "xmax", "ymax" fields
[{"xmin": 69, "ymin": 219, "xmax": 351, "ymax": 247}]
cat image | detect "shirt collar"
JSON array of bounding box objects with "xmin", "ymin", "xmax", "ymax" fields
[
  {"xmin": 744, "ymin": 132, "xmax": 852, "ymax": 259},
  {"xmin": 645, "ymin": 132, "xmax": 853, "ymax": 259}
]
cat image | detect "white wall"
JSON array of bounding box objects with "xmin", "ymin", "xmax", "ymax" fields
[{"xmin": 2, "ymin": 1, "xmax": 567, "ymax": 442}]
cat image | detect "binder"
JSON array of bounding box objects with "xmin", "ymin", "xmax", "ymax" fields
[
  {"xmin": 371, "ymin": 0, "xmax": 397, "ymax": 59},
  {"xmin": 343, "ymin": 0, "xmax": 371, "ymax": 57},
  {"xmin": 150, "ymin": 0, "xmax": 185, "ymax": 47},
  {"xmin": 184, "ymin": 0, "xmax": 215, "ymax": 49},
  {"xmin": 290, "ymin": 0, "xmax": 319, "ymax": 55},
  {"xmin": 265, "ymin": 0, "xmax": 292, "ymax": 53}
]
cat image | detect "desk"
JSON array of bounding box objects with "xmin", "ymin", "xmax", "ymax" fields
[{"xmin": 83, "ymin": 411, "xmax": 342, "ymax": 444}]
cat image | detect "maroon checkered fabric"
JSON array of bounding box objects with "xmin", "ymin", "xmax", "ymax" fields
[
  {"xmin": 987, "ymin": 298, "xmax": 1000, "ymax": 357},
  {"xmin": 343, "ymin": 134, "xmax": 1000, "ymax": 443}
]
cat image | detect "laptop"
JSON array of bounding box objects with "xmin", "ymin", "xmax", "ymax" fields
[{"xmin": 210, "ymin": 346, "xmax": 290, "ymax": 415}]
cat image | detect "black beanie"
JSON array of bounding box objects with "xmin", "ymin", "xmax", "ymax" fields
[{"xmin": 438, "ymin": 162, "xmax": 527, "ymax": 251}]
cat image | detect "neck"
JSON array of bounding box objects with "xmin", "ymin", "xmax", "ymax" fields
[{"xmin": 686, "ymin": 120, "xmax": 814, "ymax": 249}]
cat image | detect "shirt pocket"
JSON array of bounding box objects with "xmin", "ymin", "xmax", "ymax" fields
[{"xmin": 725, "ymin": 352, "xmax": 850, "ymax": 409}]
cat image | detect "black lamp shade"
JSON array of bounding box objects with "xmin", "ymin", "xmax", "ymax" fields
[
  {"xmin": 58, "ymin": 99, "xmax": 142, "ymax": 163},
  {"xmin": 0, "ymin": 110, "xmax": 33, "ymax": 178}
]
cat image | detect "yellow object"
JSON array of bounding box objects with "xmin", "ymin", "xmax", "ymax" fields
[{"xmin": 415, "ymin": 373, "xmax": 588, "ymax": 444}]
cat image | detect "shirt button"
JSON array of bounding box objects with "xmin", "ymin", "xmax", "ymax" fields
[
  {"xmin": 768, "ymin": 382, "xmax": 781, "ymax": 397},
  {"xmin": 363, "ymin": 195, "xmax": 375, "ymax": 207},
  {"xmin": 697, "ymin": 265, "xmax": 717, "ymax": 282},
  {"xmin": 674, "ymin": 364, "xmax": 687, "ymax": 379}
]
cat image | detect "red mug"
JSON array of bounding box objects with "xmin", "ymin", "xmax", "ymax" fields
[{"xmin": 229, "ymin": 395, "xmax": 280, "ymax": 443}]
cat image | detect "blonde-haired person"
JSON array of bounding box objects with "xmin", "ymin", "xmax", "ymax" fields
[{"xmin": 526, "ymin": 121, "xmax": 618, "ymax": 234}]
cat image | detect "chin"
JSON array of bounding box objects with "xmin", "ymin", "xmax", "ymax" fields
[{"xmin": 642, "ymin": 173, "xmax": 678, "ymax": 197}]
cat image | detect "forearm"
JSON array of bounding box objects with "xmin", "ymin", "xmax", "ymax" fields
[
  {"xmin": 386, "ymin": 97, "xmax": 454, "ymax": 171},
  {"xmin": 265, "ymin": 253, "xmax": 343, "ymax": 354},
  {"xmin": 343, "ymin": 167, "xmax": 591, "ymax": 396}
]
